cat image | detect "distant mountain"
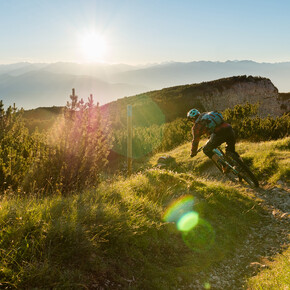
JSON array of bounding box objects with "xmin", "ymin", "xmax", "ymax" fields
[
  {"xmin": 0, "ymin": 62, "xmax": 47, "ymax": 76},
  {"xmin": 1, "ymin": 60, "xmax": 290, "ymax": 109},
  {"xmin": 0, "ymin": 69, "xmax": 148, "ymax": 109},
  {"xmin": 111, "ymin": 60, "xmax": 290, "ymax": 92}
]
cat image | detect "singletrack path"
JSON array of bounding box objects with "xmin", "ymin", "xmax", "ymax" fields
[{"xmin": 184, "ymin": 177, "xmax": 289, "ymax": 289}]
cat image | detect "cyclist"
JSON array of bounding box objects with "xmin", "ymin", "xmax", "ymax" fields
[{"xmin": 187, "ymin": 108, "xmax": 238, "ymax": 172}]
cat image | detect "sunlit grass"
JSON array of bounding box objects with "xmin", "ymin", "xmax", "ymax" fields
[
  {"xmin": 247, "ymin": 247, "xmax": 290, "ymax": 289},
  {"xmin": 0, "ymin": 138, "xmax": 289, "ymax": 288},
  {"xmin": 237, "ymin": 137, "xmax": 290, "ymax": 183},
  {"xmin": 149, "ymin": 137, "xmax": 290, "ymax": 184},
  {"xmin": 0, "ymin": 167, "xmax": 266, "ymax": 288}
]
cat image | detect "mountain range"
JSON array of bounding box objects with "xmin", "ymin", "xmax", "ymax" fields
[{"xmin": 1, "ymin": 60, "xmax": 290, "ymax": 109}]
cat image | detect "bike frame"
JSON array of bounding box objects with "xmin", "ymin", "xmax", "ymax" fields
[
  {"xmin": 197, "ymin": 146, "xmax": 239, "ymax": 175},
  {"xmin": 196, "ymin": 146, "xmax": 259, "ymax": 188},
  {"xmin": 212, "ymin": 148, "xmax": 239, "ymax": 175}
]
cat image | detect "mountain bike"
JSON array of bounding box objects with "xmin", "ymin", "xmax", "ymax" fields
[{"xmin": 197, "ymin": 146, "xmax": 259, "ymax": 188}]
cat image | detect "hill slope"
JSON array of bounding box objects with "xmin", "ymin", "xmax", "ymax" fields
[
  {"xmin": 20, "ymin": 75, "xmax": 290, "ymax": 133},
  {"xmin": 102, "ymin": 75, "xmax": 289, "ymax": 128},
  {"xmin": 0, "ymin": 138, "xmax": 289, "ymax": 289}
]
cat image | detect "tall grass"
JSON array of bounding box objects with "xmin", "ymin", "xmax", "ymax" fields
[
  {"xmin": 1, "ymin": 137, "xmax": 289, "ymax": 288},
  {"xmin": 0, "ymin": 168, "xmax": 265, "ymax": 289}
]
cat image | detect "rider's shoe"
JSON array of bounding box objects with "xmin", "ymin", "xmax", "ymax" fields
[
  {"xmin": 221, "ymin": 164, "xmax": 230, "ymax": 174},
  {"xmin": 216, "ymin": 158, "xmax": 229, "ymax": 174}
]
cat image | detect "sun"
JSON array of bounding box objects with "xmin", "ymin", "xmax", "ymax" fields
[{"xmin": 79, "ymin": 32, "xmax": 107, "ymax": 62}]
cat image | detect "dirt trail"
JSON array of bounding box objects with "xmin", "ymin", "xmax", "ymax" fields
[{"xmin": 184, "ymin": 174, "xmax": 289, "ymax": 289}]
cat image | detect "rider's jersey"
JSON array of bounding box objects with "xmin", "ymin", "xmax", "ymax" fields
[
  {"xmin": 191, "ymin": 113, "xmax": 230, "ymax": 155},
  {"xmin": 195, "ymin": 111, "xmax": 224, "ymax": 133}
]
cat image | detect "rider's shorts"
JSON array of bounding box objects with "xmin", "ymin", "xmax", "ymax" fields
[{"xmin": 203, "ymin": 125, "xmax": 236, "ymax": 158}]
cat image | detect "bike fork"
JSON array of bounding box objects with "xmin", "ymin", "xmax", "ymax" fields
[{"xmin": 212, "ymin": 149, "xmax": 239, "ymax": 175}]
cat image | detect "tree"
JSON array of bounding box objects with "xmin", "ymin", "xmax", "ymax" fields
[{"xmin": 42, "ymin": 94, "xmax": 112, "ymax": 193}]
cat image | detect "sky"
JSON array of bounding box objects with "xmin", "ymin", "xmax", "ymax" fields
[{"xmin": 1, "ymin": 0, "xmax": 290, "ymax": 65}]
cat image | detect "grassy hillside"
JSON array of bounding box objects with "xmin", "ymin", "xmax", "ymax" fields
[
  {"xmin": 247, "ymin": 247, "xmax": 290, "ymax": 289},
  {"xmin": 22, "ymin": 106, "xmax": 63, "ymax": 132},
  {"xmin": 149, "ymin": 137, "xmax": 290, "ymax": 184},
  {"xmin": 101, "ymin": 75, "xmax": 264, "ymax": 127},
  {"xmin": 22, "ymin": 75, "xmax": 289, "ymax": 133},
  {"xmin": 0, "ymin": 138, "xmax": 289, "ymax": 289}
]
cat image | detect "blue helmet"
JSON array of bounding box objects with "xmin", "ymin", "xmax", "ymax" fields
[{"xmin": 187, "ymin": 108, "xmax": 200, "ymax": 120}]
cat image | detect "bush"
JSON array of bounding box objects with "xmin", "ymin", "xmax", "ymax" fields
[
  {"xmin": 223, "ymin": 102, "xmax": 289, "ymax": 141},
  {"xmin": 112, "ymin": 124, "xmax": 164, "ymax": 159},
  {"xmin": 112, "ymin": 118, "xmax": 192, "ymax": 159},
  {"xmin": 36, "ymin": 94, "xmax": 112, "ymax": 193},
  {"xmin": 158, "ymin": 118, "xmax": 192, "ymax": 152},
  {"xmin": 0, "ymin": 102, "xmax": 46, "ymax": 193},
  {"xmin": 0, "ymin": 95, "xmax": 112, "ymax": 195}
]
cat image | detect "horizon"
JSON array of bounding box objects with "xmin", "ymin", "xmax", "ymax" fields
[
  {"xmin": 1, "ymin": 0, "xmax": 290, "ymax": 109},
  {"xmin": 2, "ymin": 59, "xmax": 290, "ymax": 66},
  {"xmin": 1, "ymin": 1, "xmax": 290, "ymax": 64}
]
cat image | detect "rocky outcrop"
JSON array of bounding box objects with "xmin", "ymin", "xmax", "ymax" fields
[
  {"xmin": 102, "ymin": 75, "xmax": 289, "ymax": 128},
  {"xmin": 192, "ymin": 76, "xmax": 287, "ymax": 117},
  {"xmin": 278, "ymin": 92, "xmax": 290, "ymax": 114}
]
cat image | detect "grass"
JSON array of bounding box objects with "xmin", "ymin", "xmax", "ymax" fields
[
  {"xmin": 149, "ymin": 136, "xmax": 290, "ymax": 184},
  {"xmin": 0, "ymin": 171, "xmax": 265, "ymax": 288},
  {"xmin": 247, "ymin": 247, "xmax": 290, "ymax": 289},
  {"xmin": 239, "ymin": 137, "xmax": 290, "ymax": 183},
  {"xmin": 0, "ymin": 137, "xmax": 289, "ymax": 289}
]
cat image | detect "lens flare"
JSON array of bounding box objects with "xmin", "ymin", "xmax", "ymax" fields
[
  {"xmin": 163, "ymin": 195, "xmax": 195, "ymax": 224},
  {"xmin": 163, "ymin": 195, "xmax": 215, "ymax": 252},
  {"xmin": 111, "ymin": 95, "xmax": 166, "ymax": 159},
  {"xmin": 177, "ymin": 211, "xmax": 199, "ymax": 231},
  {"xmin": 182, "ymin": 218, "xmax": 215, "ymax": 253}
]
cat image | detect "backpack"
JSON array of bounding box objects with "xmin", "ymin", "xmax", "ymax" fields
[{"xmin": 196, "ymin": 111, "xmax": 224, "ymax": 132}]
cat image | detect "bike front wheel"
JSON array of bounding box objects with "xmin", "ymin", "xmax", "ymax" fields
[{"xmin": 226, "ymin": 153, "xmax": 259, "ymax": 188}]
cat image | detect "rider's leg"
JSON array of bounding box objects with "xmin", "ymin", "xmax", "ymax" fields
[
  {"xmin": 203, "ymin": 131, "xmax": 225, "ymax": 157},
  {"xmin": 203, "ymin": 133, "xmax": 226, "ymax": 169},
  {"xmin": 203, "ymin": 130, "xmax": 232, "ymax": 173},
  {"xmin": 224, "ymin": 126, "xmax": 241, "ymax": 159},
  {"xmin": 211, "ymin": 154, "xmax": 220, "ymax": 163}
]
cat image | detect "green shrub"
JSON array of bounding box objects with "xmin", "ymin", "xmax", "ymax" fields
[
  {"xmin": 158, "ymin": 118, "xmax": 192, "ymax": 152},
  {"xmin": 111, "ymin": 102, "xmax": 289, "ymax": 165},
  {"xmin": 223, "ymin": 102, "xmax": 289, "ymax": 141},
  {"xmin": 112, "ymin": 124, "xmax": 164, "ymax": 159},
  {"xmin": 35, "ymin": 95, "xmax": 112, "ymax": 193},
  {"xmin": 0, "ymin": 95, "xmax": 112, "ymax": 194},
  {"xmin": 112, "ymin": 118, "xmax": 192, "ymax": 159},
  {"xmin": 0, "ymin": 102, "xmax": 47, "ymax": 193}
]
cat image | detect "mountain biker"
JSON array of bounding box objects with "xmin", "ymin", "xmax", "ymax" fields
[{"xmin": 187, "ymin": 109, "xmax": 238, "ymax": 173}]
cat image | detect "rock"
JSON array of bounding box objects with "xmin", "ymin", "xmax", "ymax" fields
[
  {"xmin": 156, "ymin": 155, "xmax": 176, "ymax": 169},
  {"xmin": 281, "ymin": 212, "xmax": 289, "ymax": 218},
  {"xmin": 194, "ymin": 76, "xmax": 285, "ymax": 117},
  {"xmin": 250, "ymin": 262, "xmax": 268, "ymax": 269}
]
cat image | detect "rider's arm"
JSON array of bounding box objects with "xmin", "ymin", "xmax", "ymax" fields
[{"xmin": 191, "ymin": 123, "xmax": 203, "ymax": 156}]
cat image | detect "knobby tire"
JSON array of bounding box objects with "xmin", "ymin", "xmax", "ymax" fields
[{"xmin": 225, "ymin": 153, "xmax": 259, "ymax": 188}]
